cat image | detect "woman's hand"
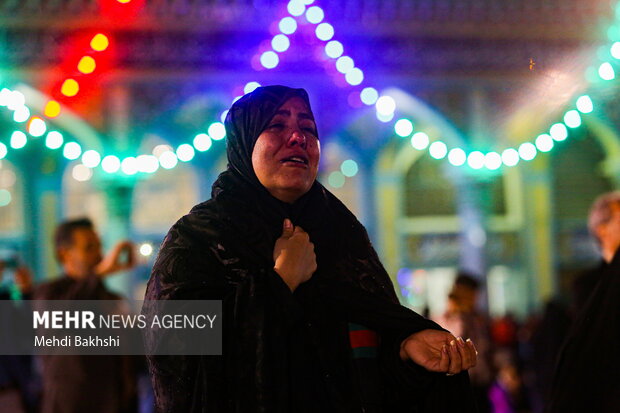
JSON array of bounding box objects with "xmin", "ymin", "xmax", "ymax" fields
[
  {"xmin": 273, "ymin": 219, "xmax": 317, "ymax": 292},
  {"xmin": 399, "ymin": 329, "xmax": 477, "ymax": 375},
  {"xmin": 95, "ymin": 240, "xmax": 136, "ymax": 278}
]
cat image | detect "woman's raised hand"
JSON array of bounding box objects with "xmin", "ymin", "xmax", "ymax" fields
[{"xmin": 273, "ymin": 219, "xmax": 317, "ymax": 292}]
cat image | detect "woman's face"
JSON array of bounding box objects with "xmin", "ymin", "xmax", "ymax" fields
[{"xmin": 252, "ymin": 96, "xmax": 320, "ymax": 203}]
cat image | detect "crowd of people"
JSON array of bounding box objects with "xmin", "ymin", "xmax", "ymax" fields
[{"xmin": 0, "ymin": 86, "xmax": 618, "ymax": 412}]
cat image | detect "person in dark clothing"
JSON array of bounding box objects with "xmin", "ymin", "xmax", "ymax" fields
[
  {"xmin": 547, "ymin": 191, "xmax": 620, "ymax": 412},
  {"xmin": 34, "ymin": 218, "xmax": 138, "ymax": 413},
  {"xmin": 145, "ymin": 85, "xmax": 478, "ymax": 412}
]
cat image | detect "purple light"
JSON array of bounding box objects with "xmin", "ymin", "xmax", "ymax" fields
[
  {"xmin": 260, "ymin": 51, "xmax": 279, "ymax": 69},
  {"xmin": 315, "ymin": 22, "xmax": 334, "ymax": 41},
  {"xmin": 271, "ymin": 34, "xmax": 290, "ymax": 52},
  {"xmin": 279, "ymin": 17, "xmax": 297, "ymax": 35},
  {"xmin": 306, "ymin": 6, "xmax": 324, "ymax": 23},
  {"xmin": 325, "ymin": 40, "xmax": 343, "ymax": 58},
  {"xmin": 335, "ymin": 56, "xmax": 354, "ymax": 73}
]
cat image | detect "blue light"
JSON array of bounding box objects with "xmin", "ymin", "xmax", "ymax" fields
[
  {"xmin": 260, "ymin": 51, "xmax": 279, "ymax": 69},
  {"xmin": 279, "ymin": 17, "xmax": 297, "ymax": 35},
  {"xmin": 243, "ymin": 82, "xmax": 261, "ymax": 94},
  {"xmin": 305, "ymin": 6, "xmax": 324, "ymax": 23},
  {"xmin": 316, "ymin": 23, "xmax": 334, "ymax": 41},
  {"xmin": 287, "ymin": 1, "xmax": 305, "ymax": 16},
  {"xmin": 220, "ymin": 110, "xmax": 229, "ymax": 123},
  {"xmin": 345, "ymin": 68, "xmax": 364, "ymax": 85},
  {"xmin": 325, "ymin": 40, "xmax": 344, "ymax": 59},
  {"xmin": 335, "ymin": 56, "xmax": 354, "ymax": 74},
  {"xmin": 360, "ymin": 87, "xmax": 379, "ymax": 105},
  {"xmin": 271, "ymin": 34, "xmax": 290, "ymax": 52}
]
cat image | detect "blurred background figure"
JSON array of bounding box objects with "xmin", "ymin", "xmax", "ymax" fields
[
  {"xmin": 34, "ymin": 217, "xmax": 139, "ymax": 413},
  {"xmin": 0, "ymin": 262, "xmax": 39, "ymax": 413},
  {"xmin": 434, "ymin": 272, "xmax": 494, "ymax": 413}
]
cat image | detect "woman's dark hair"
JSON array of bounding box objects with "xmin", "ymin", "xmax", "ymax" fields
[{"xmin": 54, "ymin": 217, "xmax": 94, "ymax": 251}]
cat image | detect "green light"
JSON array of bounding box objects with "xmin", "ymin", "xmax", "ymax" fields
[
  {"xmin": 535, "ymin": 134, "xmax": 554, "ymax": 152},
  {"xmin": 501, "ymin": 148, "xmax": 519, "ymax": 167},
  {"xmin": 10, "ymin": 131, "xmax": 27, "ymax": 149},
  {"xmin": 62, "ymin": 142, "xmax": 81, "ymax": 160},
  {"xmin": 429, "ymin": 141, "xmax": 447, "ymax": 159},
  {"xmin": 13, "ymin": 106, "xmax": 29, "ymax": 123},
  {"xmin": 45, "ymin": 131, "xmax": 63, "ymax": 149},
  {"xmin": 410, "ymin": 132, "xmax": 429, "ymax": 150},
  {"xmin": 137, "ymin": 155, "xmax": 159, "ymax": 173},
  {"xmin": 0, "ymin": 142, "xmax": 7, "ymax": 160},
  {"xmin": 0, "ymin": 189, "xmax": 11, "ymax": 207},
  {"xmin": 550, "ymin": 123, "xmax": 568, "ymax": 141},
  {"xmin": 193, "ymin": 133, "xmax": 212, "ymax": 152},
  {"xmin": 101, "ymin": 155, "xmax": 121, "ymax": 173},
  {"xmin": 467, "ymin": 151, "xmax": 485, "ymax": 169},
  {"xmin": 394, "ymin": 119, "xmax": 413, "ymax": 137},
  {"xmin": 208, "ymin": 122, "xmax": 226, "ymax": 140},
  {"xmin": 448, "ymin": 148, "xmax": 466, "ymax": 166},
  {"xmin": 484, "ymin": 152, "xmax": 502, "ymax": 170},
  {"xmin": 81, "ymin": 150, "xmax": 101, "ymax": 168},
  {"xmin": 159, "ymin": 151, "xmax": 178, "ymax": 169},
  {"xmin": 518, "ymin": 142, "xmax": 537, "ymax": 161},
  {"xmin": 564, "ymin": 110, "xmax": 582, "ymax": 128},
  {"xmin": 612, "ymin": 42, "xmax": 620, "ymax": 59},
  {"xmin": 340, "ymin": 159, "xmax": 359, "ymax": 177},
  {"xmin": 121, "ymin": 157, "xmax": 138, "ymax": 175},
  {"xmin": 599, "ymin": 62, "xmax": 615, "ymax": 80},
  {"xmin": 576, "ymin": 95, "xmax": 593, "ymax": 114},
  {"xmin": 328, "ymin": 171, "xmax": 345, "ymax": 188},
  {"xmin": 176, "ymin": 144, "xmax": 195, "ymax": 162}
]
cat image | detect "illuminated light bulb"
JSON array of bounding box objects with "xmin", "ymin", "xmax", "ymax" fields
[
  {"xmin": 208, "ymin": 122, "xmax": 226, "ymax": 140},
  {"xmin": 376, "ymin": 111, "xmax": 394, "ymax": 123},
  {"xmin": 63, "ymin": 142, "xmax": 82, "ymax": 160},
  {"xmin": 483, "ymin": 152, "xmax": 502, "ymax": 170},
  {"xmin": 44, "ymin": 100, "xmax": 61, "ymax": 118},
  {"xmin": 576, "ymin": 95, "xmax": 593, "ymax": 114},
  {"xmin": 429, "ymin": 141, "xmax": 448, "ymax": 160},
  {"xmin": 599, "ymin": 62, "xmax": 615, "ymax": 80},
  {"xmin": 612, "ymin": 42, "xmax": 620, "ymax": 59},
  {"xmin": 394, "ymin": 119, "xmax": 414, "ymax": 137},
  {"xmin": 137, "ymin": 154, "xmax": 159, "ymax": 173},
  {"xmin": 139, "ymin": 243, "xmax": 153, "ymax": 257},
  {"xmin": 271, "ymin": 34, "xmax": 290, "ymax": 52},
  {"xmin": 0, "ymin": 189, "xmax": 12, "ymax": 207},
  {"xmin": 376, "ymin": 95, "xmax": 396, "ymax": 116},
  {"xmin": 176, "ymin": 144, "xmax": 195, "ymax": 162},
  {"xmin": 90, "ymin": 34, "xmax": 109, "ymax": 51},
  {"xmin": 152, "ymin": 144, "xmax": 173, "ymax": 158},
  {"xmin": 10, "ymin": 131, "xmax": 27, "ymax": 149},
  {"xmin": 81, "ymin": 150, "xmax": 102, "ymax": 168},
  {"xmin": 306, "ymin": 6, "xmax": 324, "ymax": 23},
  {"xmin": 27, "ymin": 117, "xmax": 46, "ymax": 137},
  {"xmin": 564, "ymin": 110, "xmax": 582, "ymax": 128},
  {"xmin": 535, "ymin": 134, "xmax": 554, "ymax": 152},
  {"xmin": 0, "ymin": 142, "xmax": 7, "ymax": 160},
  {"xmin": 244, "ymin": 82, "xmax": 261, "ymax": 94},
  {"xmin": 77, "ymin": 56, "xmax": 96, "ymax": 74},
  {"xmin": 410, "ymin": 132, "xmax": 429, "ymax": 150},
  {"xmin": 117, "ymin": 0, "xmax": 132, "ymax": 3},
  {"xmin": 13, "ymin": 106, "xmax": 30, "ymax": 123},
  {"xmin": 518, "ymin": 142, "xmax": 537, "ymax": 161},
  {"xmin": 287, "ymin": 0, "xmax": 306, "ymax": 16},
  {"xmin": 159, "ymin": 151, "xmax": 178, "ymax": 169},
  {"xmin": 193, "ymin": 133, "xmax": 212, "ymax": 152},
  {"xmin": 220, "ymin": 110, "xmax": 229, "ymax": 123},
  {"xmin": 72, "ymin": 164, "xmax": 93, "ymax": 182},
  {"xmin": 467, "ymin": 151, "xmax": 485, "ymax": 169},
  {"xmin": 501, "ymin": 148, "xmax": 520, "ymax": 167},
  {"xmin": 61, "ymin": 79, "xmax": 79, "ymax": 97},
  {"xmin": 340, "ymin": 159, "xmax": 359, "ymax": 177},
  {"xmin": 328, "ymin": 171, "xmax": 345, "ymax": 188},
  {"xmin": 550, "ymin": 123, "xmax": 568, "ymax": 141},
  {"xmin": 121, "ymin": 157, "xmax": 138, "ymax": 175},
  {"xmin": 360, "ymin": 87, "xmax": 378, "ymax": 105},
  {"xmin": 260, "ymin": 51, "xmax": 279, "ymax": 69},
  {"xmin": 101, "ymin": 155, "xmax": 121, "ymax": 173},
  {"xmin": 301, "ymin": 0, "xmax": 314, "ymax": 4},
  {"xmin": 325, "ymin": 41, "xmax": 344, "ymax": 59},
  {"xmin": 315, "ymin": 23, "xmax": 335, "ymax": 41},
  {"xmin": 335, "ymin": 56, "xmax": 354, "ymax": 73},
  {"xmin": 279, "ymin": 17, "xmax": 297, "ymax": 34},
  {"xmin": 232, "ymin": 95, "xmax": 242, "ymax": 104},
  {"xmin": 345, "ymin": 68, "xmax": 364, "ymax": 85},
  {"xmin": 45, "ymin": 131, "xmax": 63, "ymax": 149},
  {"xmin": 7, "ymin": 91, "xmax": 25, "ymax": 110},
  {"xmin": 448, "ymin": 148, "xmax": 466, "ymax": 166}
]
